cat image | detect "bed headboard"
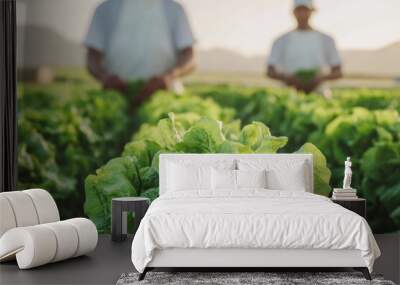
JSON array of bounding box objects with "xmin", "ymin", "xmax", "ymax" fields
[{"xmin": 159, "ymin": 153, "xmax": 313, "ymax": 195}]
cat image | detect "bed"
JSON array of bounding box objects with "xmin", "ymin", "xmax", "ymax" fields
[{"xmin": 131, "ymin": 154, "xmax": 380, "ymax": 280}]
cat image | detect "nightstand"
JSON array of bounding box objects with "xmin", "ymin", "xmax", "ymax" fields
[
  {"xmin": 331, "ymin": 198, "xmax": 366, "ymax": 219},
  {"xmin": 111, "ymin": 197, "xmax": 150, "ymax": 242}
]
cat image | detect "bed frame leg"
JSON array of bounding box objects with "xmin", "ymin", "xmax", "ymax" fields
[
  {"xmin": 138, "ymin": 268, "xmax": 148, "ymax": 281},
  {"xmin": 354, "ymin": 267, "xmax": 371, "ymax": 280}
]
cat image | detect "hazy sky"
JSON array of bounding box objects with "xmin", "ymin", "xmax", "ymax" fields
[{"xmin": 17, "ymin": 0, "xmax": 400, "ymax": 56}]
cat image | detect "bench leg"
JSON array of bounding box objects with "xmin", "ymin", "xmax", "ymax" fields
[
  {"xmin": 354, "ymin": 267, "xmax": 371, "ymax": 280},
  {"xmin": 138, "ymin": 268, "xmax": 148, "ymax": 281}
]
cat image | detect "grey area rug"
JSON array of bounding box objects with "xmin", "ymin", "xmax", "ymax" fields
[{"xmin": 116, "ymin": 272, "xmax": 395, "ymax": 285}]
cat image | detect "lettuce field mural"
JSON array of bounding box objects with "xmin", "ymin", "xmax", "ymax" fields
[{"xmin": 18, "ymin": 81, "xmax": 400, "ymax": 234}]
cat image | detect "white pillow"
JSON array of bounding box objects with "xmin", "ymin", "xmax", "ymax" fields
[
  {"xmin": 266, "ymin": 167, "xmax": 307, "ymax": 191},
  {"xmin": 167, "ymin": 162, "xmax": 211, "ymax": 192},
  {"xmin": 211, "ymin": 168, "xmax": 237, "ymax": 190},
  {"xmin": 237, "ymin": 159, "xmax": 308, "ymax": 191},
  {"xmin": 236, "ymin": 169, "xmax": 267, "ymax": 189}
]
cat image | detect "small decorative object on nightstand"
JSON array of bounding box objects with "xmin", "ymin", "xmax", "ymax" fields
[
  {"xmin": 332, "ymin": 157, "xmax": 359, "ymax": 200},
  {"xmin": 112, "ymin": 197, "xmax": 150, "ymax": 242},
  {"xmin": 331, "ymin": 198, "xmax": 366, "ymax": 219},
  {"xmin": 343, "ymin": 156, "xmax": 353, "ymax": 190},
  {"xmin": 332, "ymin": 157, "xmax": 366, "ymax": 218}
]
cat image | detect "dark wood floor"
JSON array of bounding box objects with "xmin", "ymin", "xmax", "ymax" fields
[
  {"xmin": 0, "ymin": 235, "xmax": 134, "ymax": 285},
  {"xmin": 1, "ymin": 234, "xmax": 399, "ymax": 285}
]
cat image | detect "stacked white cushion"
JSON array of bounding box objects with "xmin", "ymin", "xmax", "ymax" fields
[
  {"xmin": 1, "ymin": 191, "xmax": 40, "ymax": 227},
  {"xmin": 0, "ymin": 226, "xmax": 57, "ymax": 268},
  {"xmin": 0, "ymin": 219, "xmax": 98, "ymax": 269},
  {"xmin": 0, "ymin": 189, "xmax": 98, "ymax": 269},
  {"xmin": 65, "ymin": 218, "xmax": 98, "ymax": 257},
  {"xmin": 42, "ymin": 221, "xmax": 79, "ymax": 262},
  {"xmin": 0, "ymin": 196, "xmax": 17, "ymax": 237},
  {"xmin": 24, "ymin": 188, "xmax": 60, "ymax": 223},
  {"xmin": 238, "ymin": 159, "xmax": 309, "ymax": 191}
]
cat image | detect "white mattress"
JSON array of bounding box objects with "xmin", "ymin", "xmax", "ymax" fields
[{"xmin": 131, "ymin": 190, "xmax": 380, "ymax": 273}]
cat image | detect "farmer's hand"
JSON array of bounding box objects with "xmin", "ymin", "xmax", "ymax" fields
[
  {"xmin": 101, "ymin": 74, "xmax": 128, "ymax": 93},
  {"xmin": 284, "ymin": 75, "xmax": 304, "ymax": 90},
  {"xmin": 301, "ymin": 77, "xmax": 323, "ymax": 94},
  {"xmin": 135, "ymin": 74, "xmax": 173, "ymax": 104}
]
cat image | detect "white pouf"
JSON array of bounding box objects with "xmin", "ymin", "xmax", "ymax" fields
[
  {"xmin": 0, "ymin": 195, "xmax": 17, "ymax": 237},
  {"xmin": 0, "ymin": 189, "xmax": 98, "ymax": 269},
  {"xmin": 24, "ymin": 188, "xmax": 60, "ymax": 223}
]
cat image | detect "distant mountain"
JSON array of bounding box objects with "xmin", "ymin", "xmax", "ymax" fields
[
  {"xmin": 197, "ymin": 48, "xmax": 265, "ymax": 74},
  {"xmin": 17, "ymin": 25, "xmax": 85, "ymax": 68},
  {"xmin": 341, "ymin": 42, "xmax": 400, "ymax": 77},
  {"xmin": 17, "ymin": 25, "xmax": 400, "ymax": 77},
  {"xmin": 198, "ymin": 43, "xmax": 400, "ymax": 77}
]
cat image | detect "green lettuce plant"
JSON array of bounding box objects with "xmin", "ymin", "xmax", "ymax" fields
[
  {"xmin": 18, "ymin": 86, "xmax": 129, "ymax": 218},
  {"xmin": 84, "ymin": 112, "xmax": 331, "ymax": 233}
]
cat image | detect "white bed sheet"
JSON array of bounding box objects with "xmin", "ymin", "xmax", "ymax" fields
[{"xmin": 131, "ymin": 190, "xmax": 380, "ymax": 273}]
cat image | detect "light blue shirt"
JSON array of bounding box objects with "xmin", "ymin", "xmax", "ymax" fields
[{"xmin": 84, "ymin": 0, "xmax": 195, "ymax": 53}]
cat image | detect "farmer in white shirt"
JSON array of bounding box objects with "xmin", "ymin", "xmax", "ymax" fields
[
  {"xmin": 267, "ymin": 0, "xmax": 342, "ymax": 94},
  {"xmin": 84, "ymin": 0, "xmax": 196, "ymax": 105}
]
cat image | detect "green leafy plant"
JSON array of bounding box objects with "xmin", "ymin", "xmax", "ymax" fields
[
  {"xmin": 295, "ymin": 69, "xmax": 318, "ymax": 84},
  {"xmin": 19, "ymin": 79, "xmax": 400, "ymax": 233},
  {"xmin": 18, "ymin": 85, "xmax": 130, "ymax": 218},
  {"xmin": 84, "ymin": 112, "xmax": 331, "ymax": 233},
  {"xmin": 194, "ymin": 86, "xmax": 400, "ymax": 233}
]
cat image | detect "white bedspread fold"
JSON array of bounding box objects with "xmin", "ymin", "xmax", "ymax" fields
[{"xmin": 131, "ymin": 190, "xmax": 380, "ymax": 273}]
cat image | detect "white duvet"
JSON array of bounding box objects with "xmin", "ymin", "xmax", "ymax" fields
[{"xmin": 131, "ymin": 190, "xmax": 380, "ymax": 273}]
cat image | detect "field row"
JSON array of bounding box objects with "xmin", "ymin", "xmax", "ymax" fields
[{"xmin": 18, "ymin": 83, "xmax": 400, "ymax": 233}]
